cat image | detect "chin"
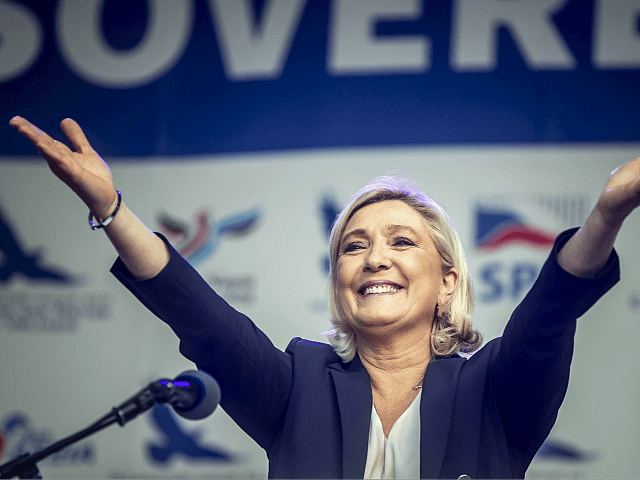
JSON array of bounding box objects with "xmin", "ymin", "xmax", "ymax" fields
[{"xmin": 352, "ymin": 316, "xmax": 403, "ymax": 330}]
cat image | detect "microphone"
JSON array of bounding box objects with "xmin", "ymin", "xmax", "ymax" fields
[
  {"xmin": 110, "ymin": 370, "xmax": 221, "ymax": 426},
  {"xmin": 0, "ymin": 371, "xmax": 221, "ymax": 479},
  {"xmin": 150, "ymin": 370, "xmax": 221, "ymax": 420}
]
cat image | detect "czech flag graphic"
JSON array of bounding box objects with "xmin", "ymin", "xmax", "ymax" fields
[{"xmin": 475, "ymin": 207, "xmax": 557, "ymax": 253}]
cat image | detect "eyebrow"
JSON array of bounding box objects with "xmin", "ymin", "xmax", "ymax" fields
[
  {"xmin": 340, "ymin": 224, "xmax": 419, "ymax": 245},
  {"xmin": 386, "ymin": 224, "xmax": 419, "ymax": 236}
]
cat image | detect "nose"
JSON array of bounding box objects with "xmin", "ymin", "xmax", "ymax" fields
[{"xmin": 364, "ymin": 244, "xmax": 391, "ymax": 272}]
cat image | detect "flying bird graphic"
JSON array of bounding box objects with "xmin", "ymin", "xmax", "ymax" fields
[
  {"xmin": 159, "ymin": 208, "xmax": 260, "ymax": 265},
  {"xmin": 0, "ymin": 208, "xmax": 77, "ymax": 284},
  {"xmin": 146, "ymin": 405, "xmax": 234, "ymax": 465},
  {"xmin": 535, "ymin": 437, "xmax": 597, "ymax": 463}
]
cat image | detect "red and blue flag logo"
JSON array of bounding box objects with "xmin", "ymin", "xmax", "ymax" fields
[
  {"xmin": 475, "ymin": 207, "xmax": 557, "ymax": 253},
  {"xmin": 474, "ymin": 194, "xmax": 591, "ymax": 253}
]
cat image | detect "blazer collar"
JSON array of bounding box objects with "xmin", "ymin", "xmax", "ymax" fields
[
  {"xmin": 329, "ymin": 354, "xmax": 464, "ymax": 479},
  {"xmin": 420, "ymin": 355, "xmax": 465, "ymax": 479},
  {"xmin": 328, "ymin": 355, "xmax": 371, "ymax": 479}
]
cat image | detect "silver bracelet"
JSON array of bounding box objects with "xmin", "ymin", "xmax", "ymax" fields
[{"xmin": 88, "ymin": 191, "xmax": 122, "ymax": 230}]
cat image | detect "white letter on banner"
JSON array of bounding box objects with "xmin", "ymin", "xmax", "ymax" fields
[
  {"xmin": 55, "ymin": 0, "xmax": 194, "ymax": 89},
  {"xmin": 450, "ymin": 0, "xmax": 576, "ymax": 71},
  {"xmin": 208, "ymin": 0, "xmax": 307, "ymax": 81},
  {"xmin": 0, "ymin": 1, "xmax": 43, "ymax": 83},
  {"xmin": 327, "ymin": 0, "xmax": 430, "ymax": 75},
  {"xmin": 593, "ymin": 0, "xmax": 640, "ymax": 69}
]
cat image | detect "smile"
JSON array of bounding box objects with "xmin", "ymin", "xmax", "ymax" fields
[{"xmin": 359, "ymin": 284, "xmax": 402, "ymax": 296}]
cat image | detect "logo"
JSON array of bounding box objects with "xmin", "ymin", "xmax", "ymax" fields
[
  {"xmin": 0, "ymin": 206, "xmax": 78, "ymax": 284},
  {"xmin": 475, "ymin": 207, "xmax": 556, "ymax": 253},
  {"xmin": 474, "ymin": 194, "xmax": 589, "ymax": 253},
  {"xmin": 528, "ymin": 436, "xmax": 597, "ymax": 479},
  {"xmin": 158, "ymin": 207, "xmax": 261, "ymax": 265},
  {"xmin": 306, "ymin": 194, "xmax": 341, "ymax": 313},
  {"xmin": 473, "ymin": 194, "xmax": 590, "ymax": 304},
  {"xmin": 0, "ymin": 206, "xmax": 112, "ymax": 332},
  {"xmin": 159, "ymin": 206, "xmax": 261, "ymax": 304},
  {"xmin": 535, "ymin": 437, "xmax": 597, "ymax": 463},
  {"xmin": 0, "ymin": 413, "xmax": 95, "ymax": 466},
  {"xmin": 0, "ymin": 292, "xmax": 111, "ymax": 332},
  {"xmin": 319, "ymin": 195, "xmax": 341, "ymax": 274},
  {"xmin": 146, "ymin": 405, "xmax": 234, "ymax": 466}
]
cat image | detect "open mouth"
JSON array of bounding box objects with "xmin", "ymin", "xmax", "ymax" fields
[{"xmin": 359, "ymin": 284, "xmax": 402, "ymax": 296}]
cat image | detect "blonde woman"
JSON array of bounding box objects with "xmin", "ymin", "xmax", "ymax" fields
[{"xmin": 11, "ymin": 116, "xmax": 638, "ymax": 478}]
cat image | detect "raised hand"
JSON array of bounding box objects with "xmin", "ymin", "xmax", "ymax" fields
[
  {"xmin": 595, "ymin": 157, "xmax": 640, "ymax": 228},
  {"xmin": 558, "ymin": 157, "xmax": 640, "ymax": 277},
  {"xmin": 9, "ymin": 116, "xmax": 118, "ymax": 221}
]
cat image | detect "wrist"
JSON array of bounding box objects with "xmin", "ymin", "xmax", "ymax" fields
[
  {"xmin": 592, "ymin": 201, "xmax": 624, "ymax": 234},
  {"xmin": 89, "ymin": 190, "xmax": 122, "ymax": 230}
]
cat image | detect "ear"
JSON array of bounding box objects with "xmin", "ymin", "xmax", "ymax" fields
[{"xmin": 438, "ymin": 268, "xmax": 458, "ymax": 309}]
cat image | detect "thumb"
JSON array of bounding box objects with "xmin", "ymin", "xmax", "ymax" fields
[{"xmin": 60, "ymin": 118, "xmax": 93, "ymax": 154}]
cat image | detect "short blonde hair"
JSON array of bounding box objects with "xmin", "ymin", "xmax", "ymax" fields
[{"xmin": 326, "ymin": 174, "xmax": 481, "ymax": 362}]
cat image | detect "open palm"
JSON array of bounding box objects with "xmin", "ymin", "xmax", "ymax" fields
[{"xmin": 9, "ymin": 117, "xmax": 118, "ymax": 219}]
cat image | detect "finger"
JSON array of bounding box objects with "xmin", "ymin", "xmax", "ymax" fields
[
  {"xmin": 9, "ymin": 116, "xmax": 55, "ymax": 148},
  {"xmin": 35, "ymin": 139, "xmax": 78, "ymax": 176},
  {"xmin": 60, "ymin": 118, "xmax": 93, "ymax": 154}
]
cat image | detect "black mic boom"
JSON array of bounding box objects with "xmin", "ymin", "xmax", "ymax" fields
[{"xmin": 0, "ymin": 370, "xmax": 221, "ymax": 479}]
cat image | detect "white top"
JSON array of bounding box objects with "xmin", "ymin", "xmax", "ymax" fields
[{"xmin": 363, "ymin": 390, "xmax": 422, "ymax": 479}]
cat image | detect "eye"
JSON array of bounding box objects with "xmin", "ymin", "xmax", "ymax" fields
[
  {"xmin": 341, "ymin": 242, "xmax": 365, "ymax": 254},
  {"xmin": 393, "ymin": 236, "xmax": 415, "ymax": 247}
]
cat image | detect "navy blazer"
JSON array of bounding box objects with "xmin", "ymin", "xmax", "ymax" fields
[{"xmin": 112, "ymin": 229, "xmax": 619, "ymax": 478}]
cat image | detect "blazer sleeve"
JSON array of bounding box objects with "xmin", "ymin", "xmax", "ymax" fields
[
  {"xmin": 489, "ymin": 227, "xmax": 620, "ymax": 463},
  {"xmin": 110, "ymin": 234, "xmax": 293, "ymax": 450}
]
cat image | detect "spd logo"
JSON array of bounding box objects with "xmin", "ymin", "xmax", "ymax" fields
[
  {"xmin": 475, "ymin": 207, "xmax": 556, "ymax": 253},
  {"xmin": 474, "ymin": 194, "xmax": 589, "ymax": 303}
]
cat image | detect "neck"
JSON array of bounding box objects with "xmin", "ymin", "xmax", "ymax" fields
[
  {"xmin": 357, "ymin": 328, "xmax": 431, "ymax": 438},
  {"xmin": 357, "ymin": 327, "xmax": 432, "ymax": 392}
]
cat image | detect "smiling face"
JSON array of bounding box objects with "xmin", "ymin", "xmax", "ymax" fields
[{"xmin": 336, "ymin": 200, "xmax": 457, "ymax": 339}]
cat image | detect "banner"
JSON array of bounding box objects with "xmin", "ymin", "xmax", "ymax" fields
[
  {"xmin": 3, "ymin": 0, "xmax": 640, "ymax": 156},
  {"xmin": 2, "ymin": 1, "xmax": 640, "ymax": 479}
]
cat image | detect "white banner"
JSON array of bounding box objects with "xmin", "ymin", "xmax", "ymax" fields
[{"xmin": 1, "ymin": 143, "xmax": 639, "ymax": 478}]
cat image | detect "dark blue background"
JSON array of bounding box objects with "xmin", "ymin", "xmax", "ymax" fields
[{"xmin": 3, "ymin": 0, "xmax": 640, "ymax": 158}]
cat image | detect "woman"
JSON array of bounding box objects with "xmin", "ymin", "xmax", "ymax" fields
[{"xmin": 9, "ymin": 116, "xmax": 639, "ymax": 478}]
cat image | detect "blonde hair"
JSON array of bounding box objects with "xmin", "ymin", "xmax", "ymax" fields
[{"xmin": 326, "ymin": 174, "xmax": 481, "ymax": 361}]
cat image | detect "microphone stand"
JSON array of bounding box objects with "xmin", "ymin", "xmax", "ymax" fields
[{"xmin": 0, "ymin": 379, "xmax": 188, "ymax": 479}]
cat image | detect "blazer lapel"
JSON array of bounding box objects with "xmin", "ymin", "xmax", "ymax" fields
[
  {"xmin": 420, "ymin": 356, "xmax": 464, "ymax": 479},
  {"xmin": 329, "ymin": 356, "xmax": 372, "ymax": 479}
]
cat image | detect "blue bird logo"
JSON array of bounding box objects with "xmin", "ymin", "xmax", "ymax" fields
[
  {"xmin": 146, "ymin": 405, "xmax": 235, "ymax": 465},
  {"xmin": 0, "ymin": 206, "xmax": 78, "ymax": 284},
  {"xmin": 320, "ymin": 195, "xmax": 341, "ymax": 274}
]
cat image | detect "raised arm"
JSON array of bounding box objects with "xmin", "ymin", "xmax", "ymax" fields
[
  {"xmin": 9, "ymin": 116, "xmax": 169, "ymax": 279},
  {"xmin": 487, "ymin": 157, "xmax": 638, "ymax": 464},
  {"xmin": 558, "ymin": 157, "xmax": 640, "ymax": 277}
]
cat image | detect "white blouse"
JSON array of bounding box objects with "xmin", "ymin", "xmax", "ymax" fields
[{"xmin": 364, "ymin": 390, "xmax": 422, "ymax": 479}]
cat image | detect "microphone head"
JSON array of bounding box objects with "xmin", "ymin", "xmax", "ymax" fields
[{"xmin": 172, "ymin": 370, "xmax": 221, "ymax": 420}]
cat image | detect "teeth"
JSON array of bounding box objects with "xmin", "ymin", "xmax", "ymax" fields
[{"xmin": 363, "ymin": 285, "xmax": 399, "ymax": 296}]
